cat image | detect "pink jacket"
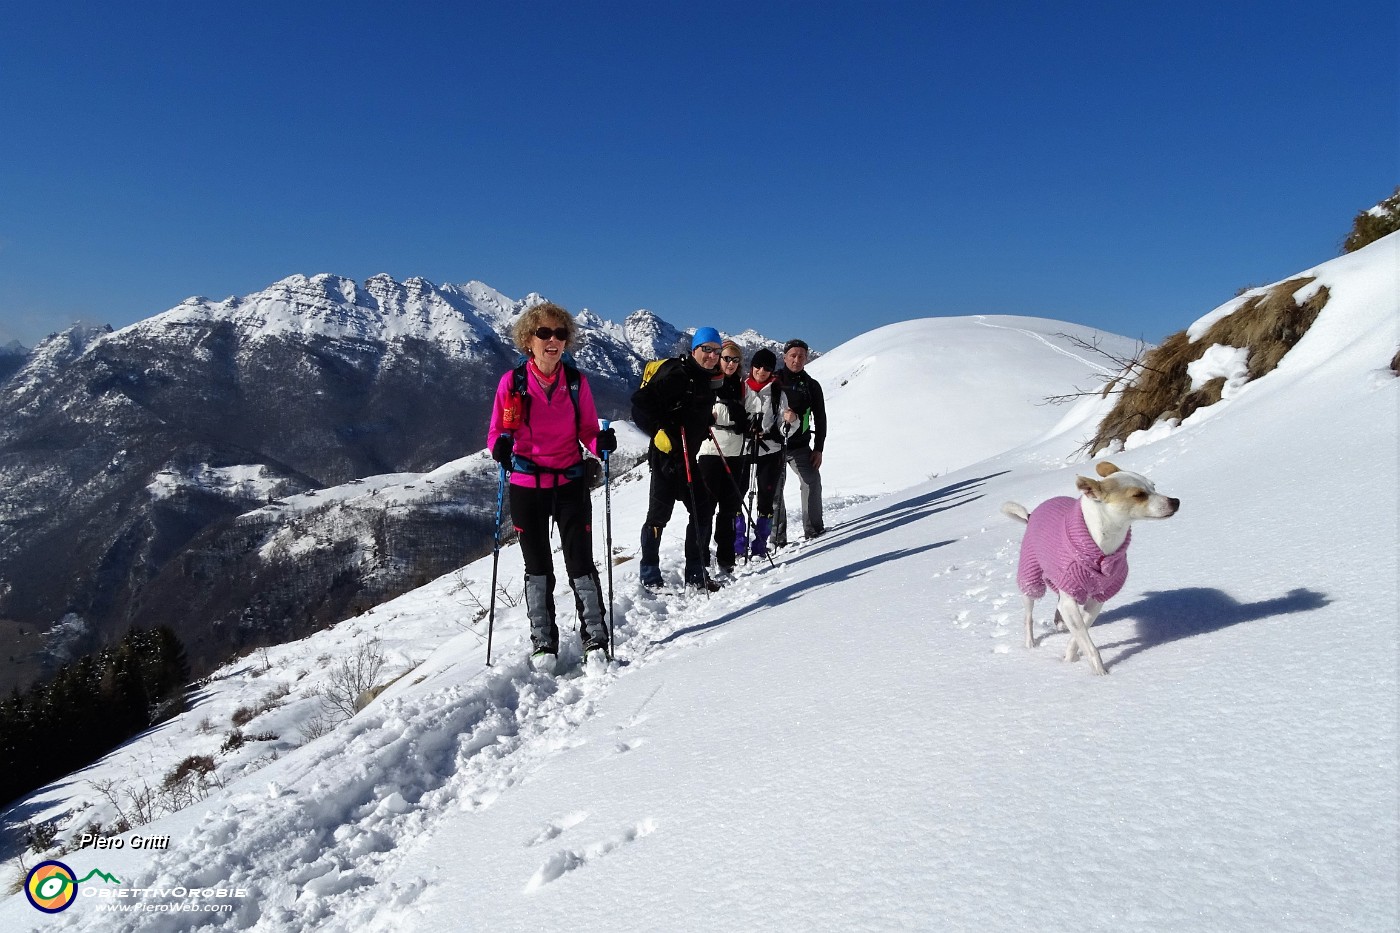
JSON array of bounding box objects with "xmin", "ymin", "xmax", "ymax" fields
[
  {"xmin": 1016, "ymin": 496, "xmax": 1131, "ymax": 603},
  {"xmin": 487, "ymin": 363, "xmax": 600, "ymax": 489}
]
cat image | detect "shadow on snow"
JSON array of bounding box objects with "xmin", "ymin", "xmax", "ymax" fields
[
  {"xmin": 657, "ymin": 540, "xmax": 958, "ymax": 645},
  {"xmin": 1097, "ymin": 586, "xmax": 1331, "ymax": 668}
]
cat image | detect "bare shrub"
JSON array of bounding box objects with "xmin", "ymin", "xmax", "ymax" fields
[
  {"xmin": 496, "ymin": 579, "xmax": 522, "ymax": 608},
  {"xmin": 90, "ymin": 778, "xmax": 157, "ymax": 829},
  {"xmin": 301, "ymin": 710, "xmax": 335, "ymax": 741},
  {"xmin": 1041, "ymin": 333, "xmax": 1156, "ymax": 405},
  {"xmin": 313, "ymin": 638, "xmax": 388, "ymax": 722},
  {"xmin": 160, "ymin": 755, "xmax": 222, "ymax": 809}
]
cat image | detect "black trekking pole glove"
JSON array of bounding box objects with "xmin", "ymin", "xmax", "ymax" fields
[
  {"xmin": 492, "ymin": 433, "xmax": 514, "ymax": 465},
  {"xmin": 596, "ymin": 427, "xmax": 617, "ymax": 454}
]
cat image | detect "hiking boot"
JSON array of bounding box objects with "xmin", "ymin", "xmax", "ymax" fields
[
  {"xmin": 685, "ymin": 570, "xmax": 722, "ymax": 592},
  {"xmin": 530, "ymin": 650, "xmax": 558, "ymax": 674},
  {"xmin": 753, "ymin": 516, "xmax": 772, "ymax": 556}
]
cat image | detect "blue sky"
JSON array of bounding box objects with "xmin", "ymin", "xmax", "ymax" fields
[{"xmin": 1, "ymin": 1, "xmax": 1394, "ymax": 351}]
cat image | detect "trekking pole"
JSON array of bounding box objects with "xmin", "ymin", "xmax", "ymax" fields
[
  {"xmin": 678, "ymin": 430, "xmax": 710, "ymax": 599},
  {"xmin": 745, "ymin": 434, "xmax": 759, "ymax": 553},
  {"xmin": 600, "ymin": 420, "xmax": 616, "ymax": 660},
  {"xmin": 485, "ymin": 461, "xmax": 507, "ymax": 666}
]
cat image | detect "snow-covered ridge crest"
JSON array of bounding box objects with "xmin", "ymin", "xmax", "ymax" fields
[{"xmin": 114, "ymin": 273, "xmax": 544, "ymax": 350}]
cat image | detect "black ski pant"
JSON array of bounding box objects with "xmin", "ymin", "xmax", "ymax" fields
[
  {"xmin": 699, "ymin": 454, "xmax": 746, "ymax": 569},
  {"xmin": 511, "ymin": 478, "xmax": 604, "ymax": 648},
  {"xmin": 750, "ymin": 451, "xmax": 783, "ymax": 518},
  {"xmin": 512, "ymin": 477, "xmax": 597, "ymax": 579},
  {"xmin": 641, "ymin": 454, "xmax": 713, "ymax": 580}
]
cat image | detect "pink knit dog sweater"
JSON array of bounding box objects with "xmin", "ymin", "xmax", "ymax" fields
[{"xmin": 1016, "ymin": 496, "xmax": 1131, "ymax": 603}]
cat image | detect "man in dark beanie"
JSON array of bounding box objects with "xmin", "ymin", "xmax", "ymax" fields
[{"xmin": 771, "ymin": 338, "xmax": 826, "ymax": 546}]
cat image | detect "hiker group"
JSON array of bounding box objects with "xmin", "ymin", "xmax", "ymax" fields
[
  {"xmin": 484, "ymin": 301, "xmax": 826, "ymax": 671},
  {"xmin": 631, "ymin": 327, "xmax": 827, "ymax": 591}
]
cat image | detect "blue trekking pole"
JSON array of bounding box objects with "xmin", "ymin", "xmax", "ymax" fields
[
  {"xmin": 600, "ymin": 420, "xmax": 616, "ymax": 660},
  {"xmin": 485, "ymin": 461, "xmax": 507, "ymax": 667}
]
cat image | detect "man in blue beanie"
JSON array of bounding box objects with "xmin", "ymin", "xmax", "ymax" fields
[{"xmin": 630, "ymin": 327, "xmax": 726, "ymax": 591}]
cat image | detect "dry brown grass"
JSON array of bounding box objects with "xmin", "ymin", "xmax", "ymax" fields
[{"xmin": 1089, "ymin": 277, "xmax": 1330, "ymax": 453}]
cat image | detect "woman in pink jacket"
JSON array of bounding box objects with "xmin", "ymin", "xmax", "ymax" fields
[{"xmin": 487, "ymin": 302, "xmax": 616, "ymax": 671}]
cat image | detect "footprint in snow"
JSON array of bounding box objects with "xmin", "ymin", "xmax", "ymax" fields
[
  {"xmin": 527, "ymin": 810, "xmax": 589, "ymax": 847},
  {"xmin": 525, "ymin": 819, "xmax": 658, "ymax": 892},
  {"xmin": 612, "ymin": 737, "xmax": 647, "ymax": 755}
]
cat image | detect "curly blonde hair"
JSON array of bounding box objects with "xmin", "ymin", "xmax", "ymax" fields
[{"xmin": 513, "ymin": 301, "xmax": 577, "ymax": 353}]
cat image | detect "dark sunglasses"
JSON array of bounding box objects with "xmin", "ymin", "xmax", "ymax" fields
[
  {"xmin": 533, "ymin": 326, "xmax": 569, "ymax": 341},
  {"xmin": 720, "ymin": 355, "xmax": 741, "ymax": 364}
]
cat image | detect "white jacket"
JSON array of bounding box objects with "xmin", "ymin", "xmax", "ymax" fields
[
  {"xmin": 698, "ymin": 397, "xmax": 747, "ymax": 459},
  {"xmin": 744, "ymin": 378, "xmax": 786, "ymax": 457}
]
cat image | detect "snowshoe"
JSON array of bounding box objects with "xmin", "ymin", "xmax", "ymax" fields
[{"xmin": 530, "ymin": 650, "xmax": 559, "ymax": 674}]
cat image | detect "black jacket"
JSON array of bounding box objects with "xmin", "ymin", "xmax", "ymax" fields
[
  {"xmin": 774, "ymin": 367, "xmax": 827, "ymax": 452},
  {"xmin": 630, "ymin": 355, "xmax": 721, "ymax": 463}
]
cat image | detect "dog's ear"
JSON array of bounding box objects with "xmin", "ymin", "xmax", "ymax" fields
[
  {"xmin": 1095, "ymin": 461, "xmax": 1120, "ymax": 478},
  {"xmin": 1076, "ymin": 475, "xmax": 1104, "ymax": 500}
]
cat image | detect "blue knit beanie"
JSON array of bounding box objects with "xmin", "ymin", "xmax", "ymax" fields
[{"xmin": 691, "ymin": 327, "xmax": 723, "ymax": 350}]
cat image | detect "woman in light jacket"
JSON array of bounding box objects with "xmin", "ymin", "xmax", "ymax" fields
[{"xmin": 697, "ymin": 340, "xmax": 748, "ymax": 574}]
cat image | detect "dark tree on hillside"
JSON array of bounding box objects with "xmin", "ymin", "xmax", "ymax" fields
[{"xmin": 0, "ymin": 626, "xmax": 195, "ymax": 809}]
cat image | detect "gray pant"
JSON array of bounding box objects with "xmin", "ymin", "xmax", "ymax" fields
[{"xmin": 772, "ymin": 445, "xmax": 823, "ymax": 544}]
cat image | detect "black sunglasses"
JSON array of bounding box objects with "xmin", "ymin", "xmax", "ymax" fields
[
  {"xmin": 533, "ymin": 326, "xmax": 569, "ymax": 341},
  {"xmin": 720, "ymin": 355, "xmax": 741, "ymax": 364}
]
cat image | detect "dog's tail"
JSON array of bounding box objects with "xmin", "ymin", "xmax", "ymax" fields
[{"xmin": 1000, "ymin": 501, "xmax": 1029, "ymax": 524}]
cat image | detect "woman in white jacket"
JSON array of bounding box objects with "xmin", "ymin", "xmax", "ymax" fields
[
  {"xmin": 740, "ymin": 347, "xmax": 785, "ymax": 559},
  {"xmin": 697, "ymin": 340, "xmax": 749, "ymax": 574}
]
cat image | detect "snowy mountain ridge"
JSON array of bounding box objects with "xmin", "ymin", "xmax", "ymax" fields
[{"xmin": 129, "ymin": 274, "xmax": 534, "ymax": 348}]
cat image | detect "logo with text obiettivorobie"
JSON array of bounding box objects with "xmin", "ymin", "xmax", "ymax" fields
[{"xmin": 24, "ymin": 861, "xmax": 122, "ymax": 913}]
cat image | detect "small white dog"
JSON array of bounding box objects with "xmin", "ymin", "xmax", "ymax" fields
[{"xmin": 1002, "ymin": 462, "xmax": 1180, "ymax": 675}]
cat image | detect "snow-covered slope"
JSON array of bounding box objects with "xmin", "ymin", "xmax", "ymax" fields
[
  {"xmin": 3, "ymin": 236, "xmax": 1396, "ymax": 932},
  {"xmin": 815, "ymin": 315, "xmax": 1138, "ymax": 493}
]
